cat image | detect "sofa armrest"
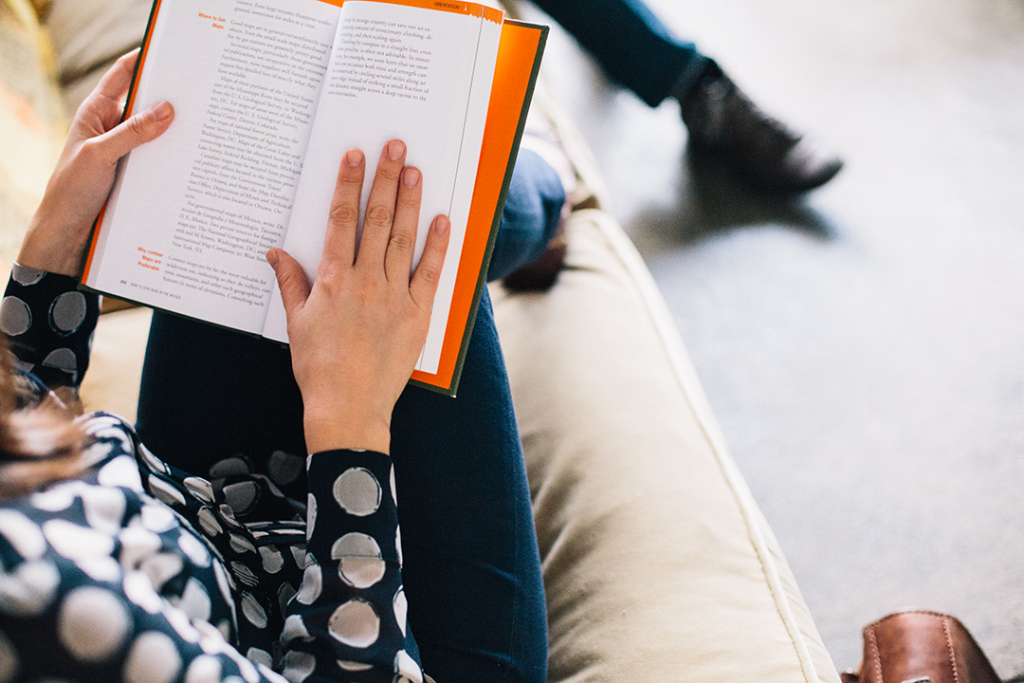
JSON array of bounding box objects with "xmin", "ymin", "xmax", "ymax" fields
[{"xmin": 491, "ymin": 210, "xmax": 840, "ymax": 683}]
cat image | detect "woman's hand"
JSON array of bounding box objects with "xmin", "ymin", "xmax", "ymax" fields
[
  {"xmin": 267, "ymin": 140, "xmax": 450, "ymax": 455},
  {"xmin": 18, "ymin": 49, "xmax": 174, "ymax": 277}
]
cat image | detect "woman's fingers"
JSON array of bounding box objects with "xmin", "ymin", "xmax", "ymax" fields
[
  {"xmin": 320, "ymin": 148, "xmax": 365, "ymax": 271},
  {"xmin": 94, "ymin": 49, "xmax": 140, "ymax": 103},
  {"xmin": 317, "ymin": 142, "xmax": 446, "ymax": 312},
  {"xmin": 409, "ymin": 215, "xmax": 450, "ymax": 310},
  {"xmin": 358, "ymin": 140, "xmax": 406, "ymax": 268},
  {"xmin": 267, "ymin": 247, "xmax": 311, "ymax": 319},
  {"xmin": 90, "ymin": 100, "xmax": 174, "ymax": 163},
  {"xmin": 383, "ymin": 167, "xmax": 422, "ymax": 283}
]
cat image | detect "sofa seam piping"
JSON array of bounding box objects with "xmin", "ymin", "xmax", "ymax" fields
[{"xmin": 586, "ymin": 211, "xmax": 824, "ymax": 683}]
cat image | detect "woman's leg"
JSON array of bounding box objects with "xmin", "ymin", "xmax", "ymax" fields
[
  {"xmin": 136, "ymin": 287, "xmax": 547, "ymax": 683},
  {"xmin": 389, "ymin": 292, "xmax": 547, "ymax": 683}
]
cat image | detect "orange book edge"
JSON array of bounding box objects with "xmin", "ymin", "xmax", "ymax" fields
[{"xmin": 409, "ymin": 19, "xmax": 547, "ymax": 396}]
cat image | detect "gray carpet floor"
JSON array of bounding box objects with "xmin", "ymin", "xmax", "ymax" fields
[{"xmin": 522, "ymin": 0, "xmax": 1024, "ymax": 676}]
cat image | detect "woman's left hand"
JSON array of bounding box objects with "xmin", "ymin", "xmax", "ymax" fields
[{"xmin": 18, "ymin": 49, "xmax": 175, "ymax": 277}]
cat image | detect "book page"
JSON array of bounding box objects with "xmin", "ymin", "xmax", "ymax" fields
[
  {"xmin": 262, "ymin": 0, "xmax": 502, "ymax": 375},
  {"xmin": 86, "ymin": 0, "xmax": 341, "ymax": 332}
]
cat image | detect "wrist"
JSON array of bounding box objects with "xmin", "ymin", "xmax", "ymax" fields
[
  {"xmin": 18, "ymin": 207, "xmax": 89, "ymax": 277},
  {"xmin": 303, "ymin": 407, "xmax": 391, "ymax": 455}
]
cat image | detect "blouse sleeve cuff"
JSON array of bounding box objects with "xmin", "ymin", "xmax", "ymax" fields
[{"xmin": 2, "ymin": 264, "xmax": 100, "ymax": 389}]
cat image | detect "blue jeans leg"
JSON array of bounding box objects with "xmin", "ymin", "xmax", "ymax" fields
[
  {"xmin": 487, "ymin": 148, "xmax": 566, "ymax": 282},
  {"xmin": 135, "ymin": 288, "xmax": 547, "ymax": 683},
  {"xmin": 531, "ymin": 0, "xmax": 708, "ymax": 106}
]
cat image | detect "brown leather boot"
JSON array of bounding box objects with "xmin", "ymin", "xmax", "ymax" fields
[
  {"xmin": 842, "ymin": 611, "xmax": 1001, "ymax": 683},
  {"xmin": 679, "ymin": 60, "xmax": 843, "ymax": 193}
]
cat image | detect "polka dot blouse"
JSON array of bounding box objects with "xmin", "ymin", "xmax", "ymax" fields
[{"xmin": 0, "ymin": 266, "xmax": 425, "ymax": 683}]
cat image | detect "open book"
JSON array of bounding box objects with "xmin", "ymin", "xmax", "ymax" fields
[{"xmin": 83, "ymin": 0, "xmax": 547, "ymax": 395}]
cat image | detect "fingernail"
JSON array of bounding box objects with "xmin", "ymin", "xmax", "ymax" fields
[
  {"xmin": 387, "ymin": 140, "xmax": 405, "ymax": 161},
  {"xmin": 403, "ymin": 168, "xmax": 420, "ymax": 188},
  {"xmin": 435, "ymin": 216, "xmax": 450, "ymax": 235},
  {"xmin": 346, "ymin": 148, "xmax": 364, "ymax": 166},
  {"xmin": 266, "ymin": 249, "xmax": 279, "ymax": 267},
  {"xmin": 152, "ymin": 101, "xmax": 173, "ymax": 120}
]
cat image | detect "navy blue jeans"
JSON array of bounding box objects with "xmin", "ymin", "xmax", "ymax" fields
[
  {"xmin": 532, "ymin": 0, "xmax": 709, "ymax": 106},
  {"xmin": 136, "ymin": 151, "xmax": 564, "ymax": 683}
]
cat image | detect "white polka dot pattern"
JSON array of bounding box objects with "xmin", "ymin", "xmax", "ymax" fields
[
  {"xmin": 123, "ymin": 571, "xmax": 163, "ymax": 614},
  {"xmin": 231, "ymin": 561, "xmax": 259, "ymax": 587},
  {"xmin": 0, "ymin": 385, "xmax": 422, "ymax": 683},
  {"xmin": 332, "ymin": 468, "xmax": 382, "ymax": 517},
  {"xmin": 196, "ymin": 506, "xmax": 223, "ymax": 536},
  {"xmin": 337, "ymin": 659, "xmax": 373, "ymax": 671},
  {"xmin": 295, "ymin": 561, "xmax": 322, "ymax": 605},
  {"xmin": 43, "ymin": 519, "xmax": 115, "ymax": 560},
  {"xmin": 328, "ymin": 599, "xmax": 380, "ymax": 648},
  {"xmin": 395, "ymin": 650, "xmax": 422, "ymax": 683},
  {"xmin": 241, "ymin": 591, "xmax": 268, "ymax": 629},
  {"xmin": 277, "ymin": 582, "xmax": 296, "ymax": 615},
  {"xmin": 223, "ymin": 482, "xmax": 259, "ymax": 515},
  {"xmin": 57, "ymin": 587, "xmax": 131, "ymax": 662},
  {"xmin": 394, "ymin": 588, "xmax": 408, "ymax": 638},
  {"xmin": 185, "ymin": 655, "xmax": 222, "ymax": 683},
  {"xmin": 246, "ymin": 647, "xmax": 273, "ymax": 669},
  {"xmin": 118, "ymin": 526, "xmax": 163, "ymax": 568},
  {"xmin": 0, "ymin": 297, "xmax": 31, "ymax": 336},
  {"xmin": 259, "ymin": 546, "xmax": 284, "ymax": 574},
  {"xmin": 178, "ymin": 532, "xmax": 212, "ymax": 567},
  {"xmin": 41, "ymin": 348, "xmax": 76, "ymax": 375},
  {"xmin": 98, "ymin": 454, "xmax": 144, "ymax": 488},
  {"xmin": 331, "ymin": 533, "xmax": 385, "ymax": 589},
  {"xmin": 80, "ymin": 485, "xmax": 127, "ymax": 534},
  {"xmin": 0, "ymin": 559, "xmax": 59, "ymax": 615},
  {"xmin": 49, "ymin": 291, "xmax": 87, "ymax": 335},
  {"xmin": 184, "ymin": 477, "xmax": 215, "ymax": 503},
  {"xmin": 149, "ymin": 475, "xmax": 187, "ymax": 506},
  {"xmin": 306, "ymin": 493, "xmax": 317, "ymax": 537},
  {"xmin": 140, "ymin": 552, "xmax": 185, "ymax": 590},
  {"xmin": 282, "ymin": 613, "xmax": 310, "ymax": 642},
  {"xmin": 229, "ymin": 533, "xmax": 257, "ymax": 555},
  {"xmin": 281, "ymin": 650, "xmax": 316, "ymax": 683},
  {"xmin": 267, "ymin": 450, "xmax": 304, "ymax": 486},
  {"xmin": 0, "ymin": 510, "xmax": 46, "ymax": 559},
  {"xmin": 124, "ymin": 631, "xmax": 182, "ymax": 683},
  {"xmin": 178, "ymin": 577, "xmax": 213, "ymax": 622},
  {"xmin": 10, "ymin": 263, "xmax": 44, "ymax": 285}
]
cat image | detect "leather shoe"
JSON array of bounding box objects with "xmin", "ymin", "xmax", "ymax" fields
[
  {"xmin": 842, "ymin": 611, "xmax": 1001, "ymax": 683},
  {"xmin": 679, "ymin": 60, "xmax": 843, "ymax": 193}
]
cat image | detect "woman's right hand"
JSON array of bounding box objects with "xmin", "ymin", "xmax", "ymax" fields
[
  {"xmin": 18, "ymin": 49, "xmax": 174, "ymax": 277},
  {"xmin": 267, "ymin": 141, "xmax": 450, "ymax": 455}
]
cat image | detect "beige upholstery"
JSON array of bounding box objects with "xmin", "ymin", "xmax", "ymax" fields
[
  {"xmin": 492, "ymin": 212, "xmax": 838, "ymax": 683},
  {"xmin": 79, "ymin": 306, "xmax": 151, "ymax": 422},
  {"xmin": 5, "ymin": 0, "xmax": 842, "ymax": 680}
]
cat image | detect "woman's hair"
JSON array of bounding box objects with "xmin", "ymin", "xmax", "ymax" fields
[{"xmin": 0, "ymin": 341, "xmax": 84, "ymax": 498}]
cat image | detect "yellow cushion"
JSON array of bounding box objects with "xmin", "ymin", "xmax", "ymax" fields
[{"xmin": 0, "ymin": 0, "xmax": 66, "ymax": 271}]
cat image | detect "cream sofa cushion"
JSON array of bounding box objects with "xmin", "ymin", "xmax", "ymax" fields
[
  {"xmin": 44, "ymin": 0, "xmax": 150, "ymax": 113},
  {"xmin": 79, "ymin": 306, "xmax": 151, "ymax": 422},
  {"xmin": 491, "ymin": 211, "xmax": 839, "ymax": 683}
]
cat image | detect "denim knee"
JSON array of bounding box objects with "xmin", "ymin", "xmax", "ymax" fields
[{"xmin": 487, "ymin": 148, "xmax": 566, "ymax": 282}]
